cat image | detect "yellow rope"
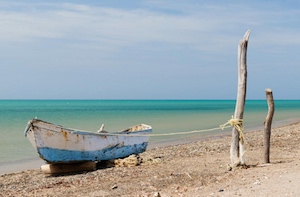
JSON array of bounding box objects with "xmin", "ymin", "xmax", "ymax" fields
[
  {"xmin": 98, "ymin": 117, "xmax": 243, "ymax": 137},
  {"xmin": 30, "ymin": 117, "xmax": 244, "ymax": 138},
  {"xmin": 220, "ymin": 116, "xmax": 244, "ymax": 141},
  {"xmin": 99, "ymin": 125, "xmax": 232, "ymax": 137}
]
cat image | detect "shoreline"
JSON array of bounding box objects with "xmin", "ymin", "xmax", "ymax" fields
[
  {"xmin": 1, "ymin": 120, "xmax": 300, "ymax": 196},
  {"xmin": 1, "ymin": 117, "xmax": 299, "ymax": 176}
]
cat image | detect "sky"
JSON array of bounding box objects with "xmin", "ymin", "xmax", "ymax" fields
[{"xmin": 0, "ymin": 0, "xmax": 300, "ymax": 100}]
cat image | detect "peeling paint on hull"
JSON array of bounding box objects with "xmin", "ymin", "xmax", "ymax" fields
[
  {"xmin": 24, "ymin": 119, "xmax": 152, "ymax": 163},
  {"xmin": 38, "ymin": 142, "xmax": 148, "ymax": 163}
]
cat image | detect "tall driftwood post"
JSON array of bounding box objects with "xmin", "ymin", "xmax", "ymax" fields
[
  {"xmin": 264, "ymin": 88, "xmax": 275, "ymax": 163},
  {"xmin": 230, "ymin": 30, "xmax": 250, "ymax": 166}
]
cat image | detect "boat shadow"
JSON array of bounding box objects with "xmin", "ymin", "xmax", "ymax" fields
[{"xmin": 46, "ymin": 154, "xmax": 162, "ymax": 177}]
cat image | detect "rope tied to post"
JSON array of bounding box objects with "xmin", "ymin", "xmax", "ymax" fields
[{"xmin": 220, "ymin": 116, "xmax": 245, "ymax": 142}]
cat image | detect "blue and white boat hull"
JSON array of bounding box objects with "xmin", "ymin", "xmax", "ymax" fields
[{"xmin": 24, "ymin": 119, "xmax": 152, "ymax": 163}]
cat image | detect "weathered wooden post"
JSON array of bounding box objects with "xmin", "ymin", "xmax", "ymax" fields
[
  {"xmin": 230, "ymin": 30, "xmax": 250, "ymax": 166},
  {"xmin": 264, "ymin": 88, "xmax": 275, "ymax": 163}
]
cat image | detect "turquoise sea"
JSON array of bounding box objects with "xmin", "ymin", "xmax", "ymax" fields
[{"xmin": 0, "ymin": 100, "xmax": 300, "ymax": 173}]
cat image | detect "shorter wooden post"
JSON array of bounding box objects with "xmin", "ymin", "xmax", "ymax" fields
[{"xmin": 264, "ymin": 88, "xmax": 275, "ymax": 163}]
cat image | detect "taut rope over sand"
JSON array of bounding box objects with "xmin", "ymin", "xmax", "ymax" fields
[
  {"xmin": 95, "ymin": 117, "xmax": 240, "ymax": 137},
  {"xmin": 97, "ymin": 125, "xmax": 232, "ymax": 137},
  {"xmin": 62, "ymin": 117, "xmax": 244, "ymax": 137}
]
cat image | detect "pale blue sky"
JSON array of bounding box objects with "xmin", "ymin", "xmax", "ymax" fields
[{"xmin": 1, "ymin": 0, "xmax": 300, "ymax": 99}]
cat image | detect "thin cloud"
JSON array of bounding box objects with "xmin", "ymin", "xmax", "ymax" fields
[
  {"xmin": 1, "ymin": 1, "xmax": 300, "ymax": 51},
  {"xmin": 0, "ymin": 1, "xmax": 300, "ymax": 99}
]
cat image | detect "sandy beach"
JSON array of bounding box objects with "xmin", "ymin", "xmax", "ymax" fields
[{"xmin": 1, "ymin": 122, "xmax": 300, "ymax": 197}]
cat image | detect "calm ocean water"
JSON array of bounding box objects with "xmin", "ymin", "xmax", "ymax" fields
[{"xmin": 0, "ymin": 100, "xmax": 299, "ymax": 169}]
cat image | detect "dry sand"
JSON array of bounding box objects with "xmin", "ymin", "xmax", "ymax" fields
[{"xmin": 1, "ymin": 122, "xmax": 300, "ymax": 197}]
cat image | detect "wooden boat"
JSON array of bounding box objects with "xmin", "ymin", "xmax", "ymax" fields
[{"xmin": 24, "ymin": 119, "xmax": 152, "ymax": 163}]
